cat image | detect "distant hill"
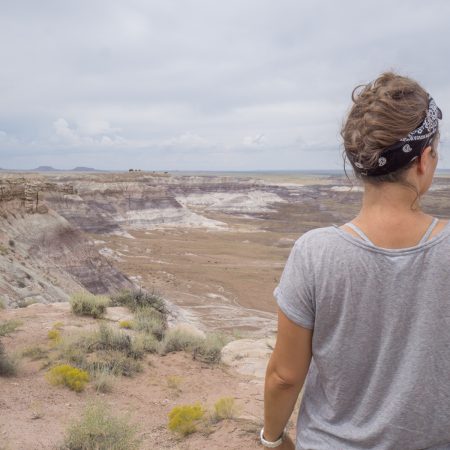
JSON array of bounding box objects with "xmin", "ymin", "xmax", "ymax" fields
[
  {"xmin": 28, "ymin": 166, "xmax": 106, "ymax": 172},
  {"xmin": 31, "ymin": 166, "xmax": 59, "ymax": 172},
  {"xmin": 70, "ymin": 166, "xmax": 104, "ymax": 172}
]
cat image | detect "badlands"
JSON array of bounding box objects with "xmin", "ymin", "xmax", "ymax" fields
[{"xmin": 2, "ymin": 170, "xmax": 450, "ymax": 449}]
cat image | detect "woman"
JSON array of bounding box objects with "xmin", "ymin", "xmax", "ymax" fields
[{"xmin": 262, "ymin": 72, "xmax": 450, "ymax": 449}]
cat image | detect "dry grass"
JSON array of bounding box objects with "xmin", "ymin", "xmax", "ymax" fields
[
  {"xmin": 0, "ymin": 341, "xmax": 17, "ymax": 376},
  {"xmin": 21, "ymin": 345, "xmax": 48, "ymax": 360},
  {"xmin": 111, "ymin": 289, "xmax": 168, "ymax": 317},
  {"xmin": 91, "ymin": 368, "xmax": 115, "ymax": 393},
  {"xmin": 0, "ymin": 320, "xmax": 21, "ymax": 337},
  {"xmin": 192, "ymin": 333, "xmax": 229, "ymax": 364},
  {"xmin": 134, "ymin": 306, "xmax": 167, "ymax": 340},
  {"xmin": 160, "ymin": 328, "xmax": 203, "ymax": 355},
  {"xmin": 61, "ymin": 402, "xmax": 141, "ymax": 450},
  {"xmin": 167, "ymin": 375, "xmax": 183, "ymax": 391},
  {"xmin": 57, "ymin": 325, "xmax": 145, "ymax": 377},
  {"xmin": 70, "ymin": 292, "xmax": 110, "ymax": 319},
  {"xmin": 213, "ymin": 397, "xmax": 238, "ymax": 421}
]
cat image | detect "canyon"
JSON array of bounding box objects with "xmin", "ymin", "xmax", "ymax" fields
[{"xmin": 2, "ymin": 170, "xmax": 450, "ymax": 335}]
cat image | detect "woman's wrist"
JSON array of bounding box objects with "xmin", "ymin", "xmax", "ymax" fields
[{"xmin": 260, "ymin": 427, "xmax": 286, "ymax": 447}]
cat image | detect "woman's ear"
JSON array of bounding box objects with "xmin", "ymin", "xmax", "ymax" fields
[{"xmin": 417, "ymin": 146, "xmax": 434, "ymax": 174}]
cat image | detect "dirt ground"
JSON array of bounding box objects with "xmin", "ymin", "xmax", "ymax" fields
[
  {"xmin": 0, "ymin": 303, "xmax": 299, "ymax": 450},
  {"xmin": 94, "ymin": 176, "xmax": 361, "ymax": 337}
]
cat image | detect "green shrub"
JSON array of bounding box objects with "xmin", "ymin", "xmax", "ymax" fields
[
  {"xmin": 89, "ymin": 324, "xmax": 143, "ymax": 359},
  {"xmin": 119, "ymin": 320, "xmax": 134, "ymax": 329},
  {"xmin": 62, "ymin": 402, "xmax": 141, "ymax": 450},
  {"xmin": 47, "ymin": 364, "xmax": 89, "ymax": 392},
  {"xmin": 213, "ymin": 397, "xmax": 237, "ymax": 421},
  {"xmin": 111, "ymin": 289, "xmax": 168, "ymax": 317},
  {"xmin": 0, "ymin": 341, "xmax": 17, "ymax": 376},
  {"xmin": 48, "ymin": 328, "xmax": 62, "ymax": 343},
  {"xmin": 85, "ymin": 350, "xmax": 142, "ymax": 377},
  {"xmin": 58, "ymin": 335, "xmax": 88, "ymax": 368},
  {"xmin": 133, "ymin": 333, "xmax": 160, "ymax": 354},
  {"xmin": 160, "ymin": 328, "xmax": 203, "ymax": 355},
  {"xmin": 0, "ymin": 298, "xmax": 5, "ymax": 309},
  {"xmin": 21, "ymin": 346, "xmax": 48, "ymax": 360},
  {"xmin": 192, "ymin": 333, "xmax": 228, "ymax": 364},
  {"xmin": 0, "ymin": 320, "xmax": 21, "ymax": 337},
  {"xmin": 92, "ymin": 368, "xmax": 115, "ymax": 393},
  {"xmin": 70, "ymin": 292, "xmax": 110, "ymax": 318},
  {"xmin": 57, "ymin": 326, "xmax": 143, "ymax": 377},
  {"xmin": 167, "ymin": 375, "xmax": 183, "ymax": 391},
  {"xmin": 168, "ymin": 403, "xmax": 205, "ymax": 436},
  {"xmin": 134, "ymin": 307, "xmax": 167, "ymax": 340}
]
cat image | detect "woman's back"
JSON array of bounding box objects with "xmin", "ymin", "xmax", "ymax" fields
[
  {"xmin": 342, "ymin": 216, "xmax": 449, "ymax": 249},
  {"xmin": 262, "ymin": 72, "xmax": 448, "ymax": 450},
  {"xmin": 274, "ymin": 221, "xmax": 450, "ymax": 449}
]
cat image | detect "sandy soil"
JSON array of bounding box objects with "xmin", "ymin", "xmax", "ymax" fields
[
  {"xmin": 96, "ymin": 198, "xmax": 359, "ymax": 337},
  {"xmin": 0, "ymin": 303, "xmax": 295, "ymax": 450}
]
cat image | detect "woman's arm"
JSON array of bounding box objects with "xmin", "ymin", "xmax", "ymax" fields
[{"xmin": 263, "ymin": 307, "xmax": 313, "ymax": 448}]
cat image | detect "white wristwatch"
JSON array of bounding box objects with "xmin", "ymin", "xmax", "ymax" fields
[{"xmin": 260, "ymin": 427, "xmax": 286, "ymax": 448}]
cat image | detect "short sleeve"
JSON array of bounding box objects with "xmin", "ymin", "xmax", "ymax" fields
[{"xmin": 273, "ymin": 239, "xmax": 315, "ymax": 329}]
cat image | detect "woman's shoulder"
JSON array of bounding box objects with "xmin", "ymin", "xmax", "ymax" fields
[{"xmin": 293, "ymin": 226, "xmax": 338, "ymax": 249}]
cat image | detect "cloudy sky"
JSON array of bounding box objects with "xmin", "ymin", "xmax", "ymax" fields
[{"xmin": 1, "ymin": 0, "xmax": 450, "ymax": 171}]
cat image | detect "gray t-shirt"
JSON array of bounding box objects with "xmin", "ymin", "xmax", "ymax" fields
[{"xmin": 274, "ymin": 223, "xmax": 450, "ymax": 450}]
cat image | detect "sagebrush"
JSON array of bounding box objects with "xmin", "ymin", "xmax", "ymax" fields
[
  {"xmin": 0, "ymin": 319, "xmax": 21, "ymax": 337},
  {"xmin": 213, "ymin": 397, "xmax": 237, "ymax": 421},
  {"xmin": 62, "ymin": 402, "xmax": 141, "ymax": 450},
  {"xmin": 134, "ymin": 306, "xmax": 167, "ymax": 340},
  {"xmin": 111, "ymin": 289, "xmax": 168, "ymax": 317},
  {"xmin": 70, "ymin": 292, "xmax": 110, "ymax": 318},
  {"xmin": 0, "ymin": 341, "xmax": 17, "ymax": 376}
]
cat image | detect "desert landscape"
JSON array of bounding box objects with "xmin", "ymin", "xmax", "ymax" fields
[{"xmin": 2, "ymin": 169, "xmax": 450, "ymax": 449}]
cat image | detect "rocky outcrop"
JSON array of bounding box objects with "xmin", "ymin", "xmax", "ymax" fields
[
  {"xmin": 35, "ymin": 173, "xmax": 299, "ymax": 234},
  {"xmin": 221, "ymin": 337, "xmax": 276, "ymax": 378},
  {"xmin": 0, "ymin": 178, "xmax": 134, "ymax": 307}
]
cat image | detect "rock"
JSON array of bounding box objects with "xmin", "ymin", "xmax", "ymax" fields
[
  {"xmin": 221, "ymin": 337, "xmax": 276, "ymax": 379},
  {"xmin": 104, "ymin": 306, "xmax": 134, "ymax": 323},
  {"xmin": 36, "ymin": 204, "xmax": 49, "ymax": 214},
  {"xmin": 48, "ymin": 302, "xmax": 71, "ymax": 312},
  {"xmin": 169, "ymin": 322, "xmax": 206, "ymax": 339}
]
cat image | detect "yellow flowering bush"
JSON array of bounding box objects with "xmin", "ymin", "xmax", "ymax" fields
[
  {"xmin": 168, "ymin": 403, "xmax": 205, "ymax": 436},
  {"xmin": 47, "ymin": 364, "xmax": 89, "ymax": 392}
]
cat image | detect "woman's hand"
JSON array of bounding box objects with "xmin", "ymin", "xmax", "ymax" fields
[{"xmin": 263, "ymin": 433, "xmax": 295, "ymax": 450}]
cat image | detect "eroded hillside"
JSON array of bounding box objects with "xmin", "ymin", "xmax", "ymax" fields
[{"xmin": 0, "ymin": 176, "xmax": 133, "ymax": 308}]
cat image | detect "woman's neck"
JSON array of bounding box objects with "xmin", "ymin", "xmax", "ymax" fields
[{"xmin": 355, "ymin": 182, "xmax": 429, "ymax": 225}]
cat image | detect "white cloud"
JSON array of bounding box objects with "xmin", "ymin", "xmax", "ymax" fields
[
  {"xmin": 1, "ymin": 0, "xmax": 450, "ymax": 169},
  {"xmin": 0, "ymin": 130, "xmax": 19, "ymax": 146},
  {"xmin": 52, "ymin": 117, "xmax": 125, "ymax": 147},
  {"xmin": 243, "ymin": 134, "xmax": 266, "ymax": 147},
  {"xmin": 162, "ymin": 132, "xmax": 211, "ymax": 149}
]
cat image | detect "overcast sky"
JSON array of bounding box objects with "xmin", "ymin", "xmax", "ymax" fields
[{"xmin": 1, "ymin": 0, "xmax": 450, "ymax": 171}]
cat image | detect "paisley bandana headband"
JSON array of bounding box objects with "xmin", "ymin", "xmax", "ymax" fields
[{"xmin": 349, "ymin": 95, "xmax": 443, "ymax": 177}]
